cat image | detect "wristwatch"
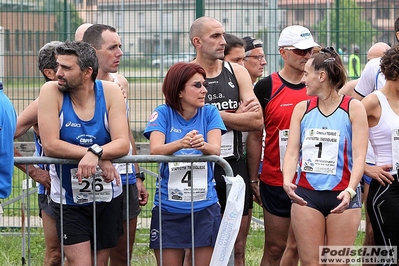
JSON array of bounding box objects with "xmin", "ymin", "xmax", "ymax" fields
[
  {"xmin": 88, "ymin": 144, "xmax": 103, "ymax": 159},
  {"xmin": 136, "ymin": 171, "xmax": 145, "ymax": 182}
]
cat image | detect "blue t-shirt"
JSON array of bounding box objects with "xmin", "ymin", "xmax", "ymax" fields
[
  {"xmin": 0, "ymin": 88, "xmax": 17, "ymax": 198},
  {"xmin": 144, "ymin": 104, "xmax": 226, "ymax": 213}
]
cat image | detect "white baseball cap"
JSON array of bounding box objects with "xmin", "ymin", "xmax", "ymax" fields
[{"xmin": 278, "ymin": 25, "xmax": 320, "ymax": 49}]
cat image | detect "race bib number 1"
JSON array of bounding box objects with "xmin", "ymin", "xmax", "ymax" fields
[{"xmin": 301, "ymin": 129, "xmax": 340, "ymax": 175}]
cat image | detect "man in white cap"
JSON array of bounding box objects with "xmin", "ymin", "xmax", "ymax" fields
[{"xmin": 246, "ymin": 25, "xmax": 320, "ymax": 266}]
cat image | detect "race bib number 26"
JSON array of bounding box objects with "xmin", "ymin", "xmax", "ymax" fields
[{"xmin": 70, "ymin": 168, "xmax": 112, "ymax": 204}]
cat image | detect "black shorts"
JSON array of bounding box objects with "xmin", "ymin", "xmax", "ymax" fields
[
  {"xmin": 149, "ymin": 203, "xmax": 221, "ymax": 249},
  {"xmin": 260, "ymin": 181, "xmax": 291, "ymax": 218},
  {"xmin": 38, "ymin": 194, "xmax": 56, "ymax": 219},
  {"xmin": 121, "ymin": 184, "xmax": 141, "ymax": 220},
  {"xmin": 367, "ymin": 176, "xmax": 399, "ymax": 250},
  {"xmin": 296, "ymin": 186, "xmax": 362, "ymax": 217},
  {"xmin": 51, "ymin": 195, "xmax": 123, "ymax": 250},
  {"xmin": 214, "ymin": 157, "xmax": 253, "ymax": 215}
]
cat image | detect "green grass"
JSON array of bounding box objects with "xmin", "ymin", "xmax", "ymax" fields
[{"xmin": 0, "ymin": 227, "xmax": 365, "ymax": 266}]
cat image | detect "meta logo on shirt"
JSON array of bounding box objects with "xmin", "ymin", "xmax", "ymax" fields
[{"xmin": 65, "ymin": 121, "xmax": 81, "ymax": 127}]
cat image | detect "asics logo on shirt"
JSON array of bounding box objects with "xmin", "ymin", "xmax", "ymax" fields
[
  {"xmin": 65, "ymin": 121, "xmax": 81, "ymax": 127},
  {"xmin": 170, "ymin": 127, "xmax": 182, "ymax": 133}
]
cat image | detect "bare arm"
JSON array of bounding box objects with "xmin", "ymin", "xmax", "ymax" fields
[
  {"xmin": 14, "ymin": 147, "xmax": 51, "ymax": 189},
  {"xmin": 14, "ymin": 98, "xmax": 39, "ymax": 139},
  {"xmin": 331, "ymin": 99, "xmax": 368, "ymax": 213},
  {"xmin": 282, "ymin": 101, "xmax": 307, "ymax": 205},
  {"xmin": 246, "ymin": 129, "xmax": 263, "ymax": 206},
  {"xmin": 219, "ymin": 65, "xmax": 263, "ymax": 131}
]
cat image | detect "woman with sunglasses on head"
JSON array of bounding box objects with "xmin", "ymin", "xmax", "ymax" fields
[
  {"xmin": 144, "ymin": 62, "xmax": 226, "ymax": 266},
  {"xmin": 282, "ymin": 47, "xmax": 368, "ymax": 265}
]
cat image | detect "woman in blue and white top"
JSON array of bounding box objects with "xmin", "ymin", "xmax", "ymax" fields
[
  {"xmin": 144, "ymin": 62, "xmax": 226, "ymax": 266},
  {"xmin": 282, "ymin": 47, "xmax": 368, "ymax": 265}
]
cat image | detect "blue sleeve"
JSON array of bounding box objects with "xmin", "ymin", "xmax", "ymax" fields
[{"xmin": 143, "ymin": 104, "xmax": 169, "ymax": 140}]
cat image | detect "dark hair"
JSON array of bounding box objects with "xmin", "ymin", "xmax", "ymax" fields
[
  {"xmin": 82, "ymin": 24, "xmax": 117, "ymax": 50},
  {"xmin": 224, "ymin": 34, "xmax": 245, "ymax": 56},
  {"xmin": 395, "ymin": 16, "xmax": 399, "ymax": 42},
  {"xmin": 162, "ymin": 62, "xmax": 206, "ymax": 112},
  {"xmin": 310, "ymin": 47, "xmax": 347, "ymax": 90},
  {"xmin": 380, "ymin": 45, "xmax": 399, "ymax": 81},
  {"xmin": 38, "ymin": 41, "xmax": 63, "ymax": 81},
  {"xmin": 56, "ymin": 41, "xmax": 99, "ymax": 82}
]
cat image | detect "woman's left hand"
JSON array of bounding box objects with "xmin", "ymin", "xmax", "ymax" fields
[{"xmin": 190, "ymin": 133, "xmax": 206, "ymax": 150}]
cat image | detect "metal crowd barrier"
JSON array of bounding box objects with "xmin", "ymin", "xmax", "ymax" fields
[{"xmin": 13, "ymin": 155, "xmax": 234, "ymax": 266}]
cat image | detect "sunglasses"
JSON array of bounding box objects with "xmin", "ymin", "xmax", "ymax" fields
[
  {"xmin": 189, "ymin": 81, "xmax": 209, "ymax": 89},
  {"xmin": 283, "ymin": 47, "xmax": 313, "ymax": 56}
]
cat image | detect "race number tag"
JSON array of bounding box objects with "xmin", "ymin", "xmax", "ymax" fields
[
  {"xmin": 70, "ymin": 168, "xmax": 112, "ymax": 204},
  {"xmin": 168, "ymin": 162, "xmax": 207, "ymax": 202},
  {"xmin": 220, "ymin": 130, "xmax": 234, "ymax": 158},
  {"xmin": 301, "ymin": 129, "xmax": 340, "ymax": 175},
  {"xmin": 279, "ymin": 129, "xmax": 289, "ymax": 171},
  {"xmin": 391, "ymin": 129, "xmax": 399, "ymax": 170}
]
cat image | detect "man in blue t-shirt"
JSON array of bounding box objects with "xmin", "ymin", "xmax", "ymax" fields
[{"xmin": 0, "ymin": 82, "xmax": 17, "ymax": 199}]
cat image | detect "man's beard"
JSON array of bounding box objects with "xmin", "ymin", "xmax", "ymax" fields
[{"xmin": 57, "ymin": 78, "xmax": 80, "ymax": 93}]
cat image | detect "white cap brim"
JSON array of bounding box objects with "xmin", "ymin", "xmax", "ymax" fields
[{"xmin": 293, "ymin": 40, "xmax": 321, "ymax": 50}]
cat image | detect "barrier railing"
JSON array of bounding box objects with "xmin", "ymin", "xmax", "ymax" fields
[{"xmin": 13, "ymin": 155, "xmax": 234, "ymax": 266}]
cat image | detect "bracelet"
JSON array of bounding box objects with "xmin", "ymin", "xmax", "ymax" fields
[
  {"xmin": 344, "ymin": 187, "xmax": 356, "ymax": 200},
  {"xmin": 249, "ymin": 180, "xmax": 259, "ymax": 184},
  {"xmin": 135, "ymin": 171, "xmax": 145, "ymax": 182}
]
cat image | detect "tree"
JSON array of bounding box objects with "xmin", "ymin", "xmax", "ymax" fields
[{"xmin": 313, "ymin": 0, "xmax": 378, "ymax": 54}]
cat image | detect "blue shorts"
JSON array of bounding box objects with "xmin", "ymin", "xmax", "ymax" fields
[
  {"xmin": 295, "ymin": 186, "xmax": 362, "ymax": 217},
  {"xmin": 38, "ymin": 194, "xmax": 56, "ymax": 219},
  {"xmin": 362, "ymin": 163, "xmax": 375, "ymax": 186},
  {"xmin": 260, "ymin": 181, "xmax": 292, "ymax": 218},
  {"xmin": 149, "ymin": 203, "xmax": 221, "ymax": 249},
  {"xmin": 362, "ymin": 174, "xmax": 372, "ymax": 185}
]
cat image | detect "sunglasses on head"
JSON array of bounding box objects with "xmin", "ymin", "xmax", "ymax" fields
[
  {"xmin": 283, "ymin": 47, "xmax": 313, "ymax": 56},
  {"xmin": 191, "ymin": 81, "xmax": 209, "ymax": 89}
]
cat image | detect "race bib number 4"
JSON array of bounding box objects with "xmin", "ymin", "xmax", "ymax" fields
[
  {"xmin": 301, "ymin": 129, "xmax": 340, "ymax": 175},
  {"xmin": 168, "ymin": 162, "xmax": 208, "ymax": 202},
  {"xmin": 70, "ymin": 168, "xmax": 113, "ymax": 204}
]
